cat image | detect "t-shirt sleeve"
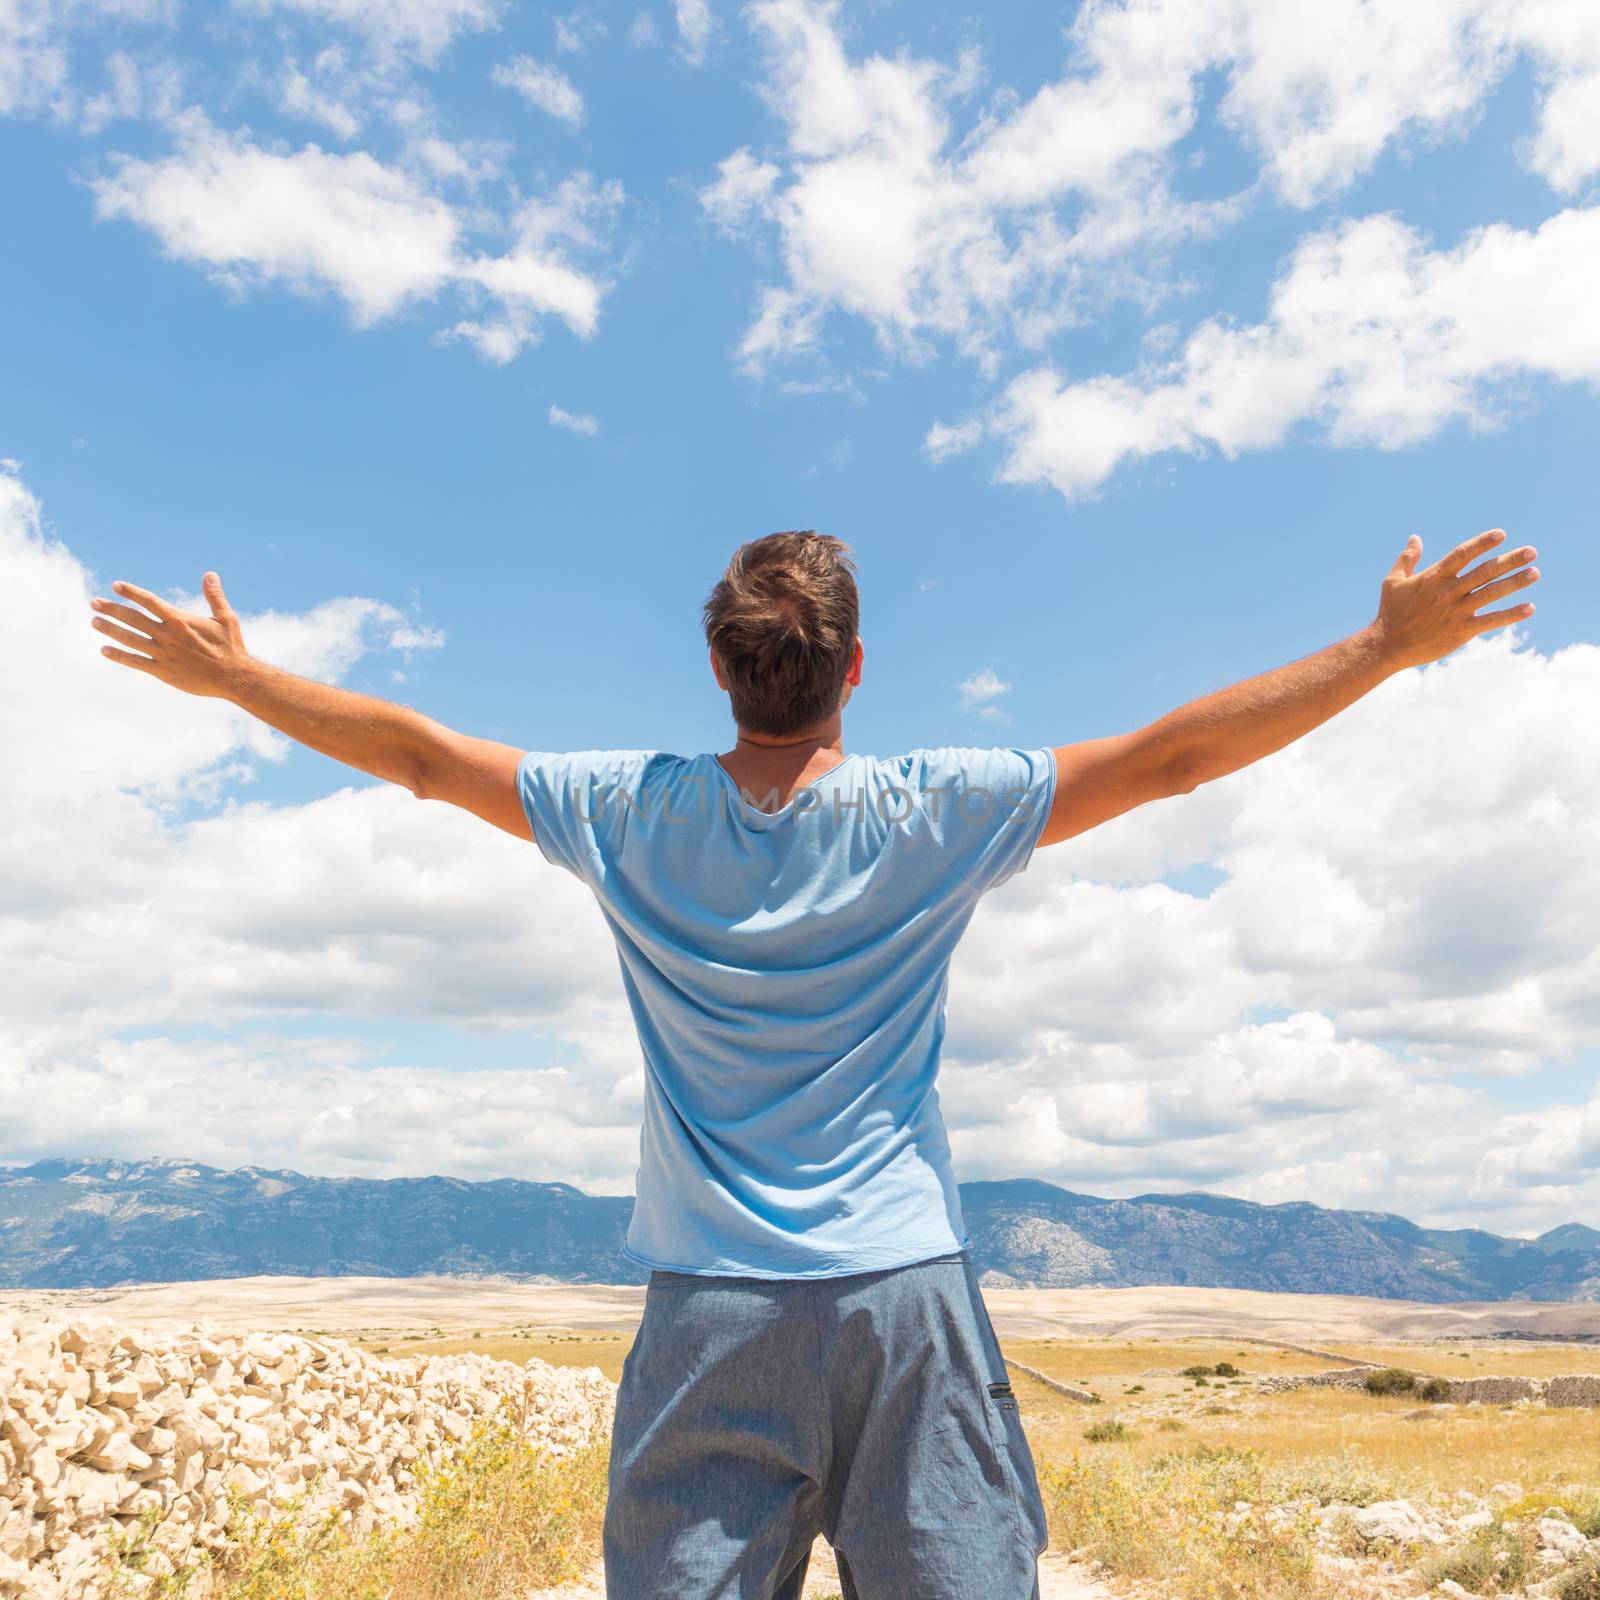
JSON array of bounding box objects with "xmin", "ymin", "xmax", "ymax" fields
[
  {"xmin": 915, "ymin": 745, "xmax": 1057, "ymax": 896},
  {"xmin": 516, "ymin": 750, "xmax": 646, "ymax": 880}
]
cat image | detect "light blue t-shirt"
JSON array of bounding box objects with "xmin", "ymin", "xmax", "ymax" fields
[{"xmin": 516, "ymin": 745, "xmax": 1057, "ymax": 1278}]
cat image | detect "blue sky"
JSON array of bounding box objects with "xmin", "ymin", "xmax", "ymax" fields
[{"xmin": 3, "ymin": 0, "xmax": 1598, "ymax": 1238}]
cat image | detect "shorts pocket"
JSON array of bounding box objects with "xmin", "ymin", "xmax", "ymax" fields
[
  {"xmin": 985, "ymin": 1385, "xmax": 1050, "ymax": 1555},
  {"xmin": 904, "ymin": 1411, "xmax": 1007, "ymax": 1532}
]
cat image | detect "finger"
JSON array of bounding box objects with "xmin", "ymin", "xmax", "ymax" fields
[
  {"xmin": 109, "ymin": 579, "xmax": 176, "ymax": 622},
  {"xmin": 1387, "ymin": 535, "xmax": 1422, "ymax": 581},
  {"xmin": 1441, "ymin": 528, "xmax": 1505, "ymax": 578},
  {"xmin": 203, "ymin": 571, "xmax": 233, "ymax": 619},
  {"xmin": 1467, "ymin": 600, "xmax": 1535, "ymax": 635},
  {"xmin": 1466, "ymin": 568, "xmax": 1539, "ymax": 609},
  {"xmin": 1462, "ymin": 545, "xmax": 1538, "ymax": 588},
  {"xmin": 92, "ymin": 616, "xmax": 161, "ymax": 651},
  {"xmin": 100, "ymin": 644, "xmax": 158, "ymax": 672},
  {"xmin": 89, "ymin": 598, "xmax": 162, "ymax": 636}
]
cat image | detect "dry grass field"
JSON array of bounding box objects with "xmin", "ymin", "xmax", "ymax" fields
[
  {"xmin": 5, "ymin": 1277, "xmax": 1596, "ymax": 1599},
  {"xmin": 356, "ymin": 1322, "xmax": 1600, "ymax": 1598}
]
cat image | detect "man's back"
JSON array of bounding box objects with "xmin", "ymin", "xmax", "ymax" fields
[{"xmin": 517, "ymin": 744, "xmax": 1057, "ymax": 1277}]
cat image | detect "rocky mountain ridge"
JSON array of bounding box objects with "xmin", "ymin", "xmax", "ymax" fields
[{"xmin": 3, "ymin": 1159, "xmax": 1597, "ymax": 1301}]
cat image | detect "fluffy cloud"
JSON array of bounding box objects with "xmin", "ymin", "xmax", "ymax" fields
[
  {"xmin": 942, "ymin": 623, "xmax": 1600, "ymax": 1233},
  {"xmin": 91, "ymin": 111, "xmax": 621, "ymax": 357},
  {"xmin": 956, "ymin": 666, "xmax": 1011, "ymax": 715},
  {"xmin": 0, "ymin": 0, "xmax": 171, "ymax": 119},
  {"xmin": 491, "ymin": 54, "xmax": 583, "ymax": 126},
  {"xmin": 675, "ymin": 0, "xmax": 713, "ymax": 66},
  {"xmin": 705, "ymin": 0, "xmax": 1600, "ymax": 378},
  {"xmin": 5, "ymin": 467, "xmax": 1597, "ymax": 1233},
  {"xmin": 229, "ymin": 0, "xmax": 501, "ymax": 67},
  {"xmin": 1, "ymin": 464, "xmax": 636, "ymax": 1187},
  {"xmin": 278, "ymin": 50, "xmax": 364, "ymax": 139},
  {"xmin": 0, "ymin": 1035, "xmax": 641, "ymax": 1191},
  {"xmin": 930, "ymin": 204, "xmax": 1600, "ymax": 498}
]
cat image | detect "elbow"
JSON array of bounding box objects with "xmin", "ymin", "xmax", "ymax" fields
[
  {"xmin": 1165, "ymin": 753, "xmax": 1203, "ymax": 797},
  {"xmin": 402, "ymin": 754, "xmax": 432, "ymax": 801}
]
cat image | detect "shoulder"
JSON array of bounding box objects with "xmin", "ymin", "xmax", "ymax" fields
[
  {"xmin": 519, "ymin": 749, "xmax": 682, "ymax": 785},
  {"xmin": 897, "ymin": 745, "xmax": 1053, "ymax": 790}
]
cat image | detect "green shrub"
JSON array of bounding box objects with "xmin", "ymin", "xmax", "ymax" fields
[
  {"xmin": 1414, "ymin": 1516, "xmax": 1539, "ymax": 1596},
  {"xmin": 1417, "ymin": 1377, "xmax": 1451, "ymax": 1402},
  {"xmin": 1362, "ymin": 1367, "xmax": 1416, "ymax": 1396},
  {"xmin": 1083, "ymin": 1420, "xmax": 1129, "ymax": 1443},
  {"xmin": 1556, "ymin": 1558, "xmax": 1600, "ymax": 1600}
]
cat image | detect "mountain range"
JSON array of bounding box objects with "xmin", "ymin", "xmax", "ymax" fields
[{"xmin": 2, "ymin": 1158, "xmax": 1598, "ymax": 1301}]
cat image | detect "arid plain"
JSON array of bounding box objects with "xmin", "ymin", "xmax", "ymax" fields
[{"xmin": 6, "ymin": 1277, "xmax": 1600, "ymax": 1599}]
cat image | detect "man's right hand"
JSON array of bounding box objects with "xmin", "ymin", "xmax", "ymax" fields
[{"xmin": 1370, "ymin": 528, "xmax": 1539, "ymax": 672}]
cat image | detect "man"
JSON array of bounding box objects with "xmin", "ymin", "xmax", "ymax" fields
[{"xmin": 91, "ymin": 526, "xmax": 1538, "ymax": 1598}]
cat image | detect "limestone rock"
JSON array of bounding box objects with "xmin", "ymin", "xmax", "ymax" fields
[{"xmin": 0, "ymin": 1312, "xmax": 616, "ymax": 1600}]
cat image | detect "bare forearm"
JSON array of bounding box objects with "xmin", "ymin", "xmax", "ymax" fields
[
  {"xmin": 1156, "ymin": 622, "xmax": 1397, "ymax": 793},
  {"xmin": 225, "ymin": 657, "xmax": 443, "ymax": 793}
]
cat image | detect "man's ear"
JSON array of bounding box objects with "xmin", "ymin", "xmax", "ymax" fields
[
  {"xmin": 845, "ymin": 637, "xmax": 864, "ymax": 687},
  {"xmin": 710, "ymin": 647, "xmax": 728, "ymax": 691}
]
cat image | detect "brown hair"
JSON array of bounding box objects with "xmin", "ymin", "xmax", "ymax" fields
[{"xmin": 702, "ymin": 531, "xmax": 860, "ymax": 737}]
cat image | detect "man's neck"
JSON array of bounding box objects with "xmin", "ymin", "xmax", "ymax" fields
[{"xmin": 716, "ymin": 724, "xmax": 847, "ymax": 811}]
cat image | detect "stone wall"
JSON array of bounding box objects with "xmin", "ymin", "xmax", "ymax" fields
[
  {"xmin": 0, "ymin": 1314, "xmax": 616, "ymax": 1600},
  {"xmin": 1002, "ymin": 1360, "xmax": 1098, "ymax": 1403},
  {"xmin": 1251, "ymin": 1366, "xmax": 1600, "ymax": 1405}
]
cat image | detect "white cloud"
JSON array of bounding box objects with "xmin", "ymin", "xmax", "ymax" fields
[
  {"xmin": 548, "ymin": 403, "xmax": 599, "ymax": 435},
  {"xmin": 1508, "ymin": 0, "xmax": 1600, "ymax": 193},
  {"xmin": 706, "ymin": 0, "xmax": 1600, "ymax": 381},
  {"xmin": 75, "ymin": 49, "xmax": 184, "ymax": 133},
  {"xmin": 491, "ymin": 54, "xmax": 583, "ymax": 126},
  {"xmin": 929, "ymin": 204, "xmax": 1600, "ymax": 499},
  {"xmin": 92, "ymin": 112, "xmax": 621, "ymax": 357},
  {"xmin": 674, "ymin": 0, "xmax": 712, "ymax": 66},
  {"xmin": 0, "ymin": 1035, "xmax": 642, "ymax": 1192},
  {"xmin": 228, "ymin": 0, "xmax": 501, "ymax": 67},
  {"xmin": 450, "ymin": 174, "xmax": 622, "ymax": 360},
  {"xmin": 699, "ymin": 148, "xmax": 780, "ymax": 233},
  {"xmin": 278, "ymin": 47, "xmax": 365, "ymax": 138},
  {"xmin": 92, "ymin": 111, "xmax": 459, "ymax": 324},
  {"xmin": 627, "ymin": 10, "xmax": 659, "ymax": 48},
  {"xmin": 552, "ymin": 11, "xmax": 606, "ymax": 55},
  {"xmin": 0, "ymin": 465, "xmax": 638, "ymax": 1188},
  {"xmin": 955, "ymin": 666, "xmax": 1011, "ymax": 712},
  {"xmin": 939, "ymin": 623, "xmax": 1600, "ymax": 1234},
  {"xmin": 0, "ymin": 0, "xmax": 171, "ymax": 120}
]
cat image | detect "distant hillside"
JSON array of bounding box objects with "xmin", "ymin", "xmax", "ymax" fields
[
  {"xmin": 2, "ymin": 1159, "xmax": 1597, "ymax": 1300},
  {"xmin": 958, "ymin": 1180, "xmax": 1600, "ymax": 1302}
]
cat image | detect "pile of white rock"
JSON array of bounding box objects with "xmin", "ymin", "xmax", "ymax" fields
[{"xmin": 0, "ymin": 1313, "xmax": 617, "ymax": 1600}]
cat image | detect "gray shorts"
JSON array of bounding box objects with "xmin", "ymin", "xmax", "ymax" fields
[{"xmin": 603, "ymin": 1248, "xmax": 1049, "ymax": 1598}]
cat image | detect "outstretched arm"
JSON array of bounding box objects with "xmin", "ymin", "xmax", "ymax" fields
[
  {"xmin": 90, "ymin": 572, "xmax": 532, "ymax": 840},
  {"xmin": 1036, "ymin": 527, "xmax": 1540, "ymax": 848}
]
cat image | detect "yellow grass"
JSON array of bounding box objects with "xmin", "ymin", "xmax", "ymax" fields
[
  {"xmin": 94, "ymin": 1328, "xmax": 1600, "ymax": 1600},
  {"xmin": 353, "ymin": 1329, "xmax": 632, "ymax": 1382},
  {"xmin": 1320, "ymin": 1340, "xmax": 1600, "ymax": 1377},
  {"xmin": 100, "ymin": 1405, "xmax": 610, "ymax": 1600}
]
